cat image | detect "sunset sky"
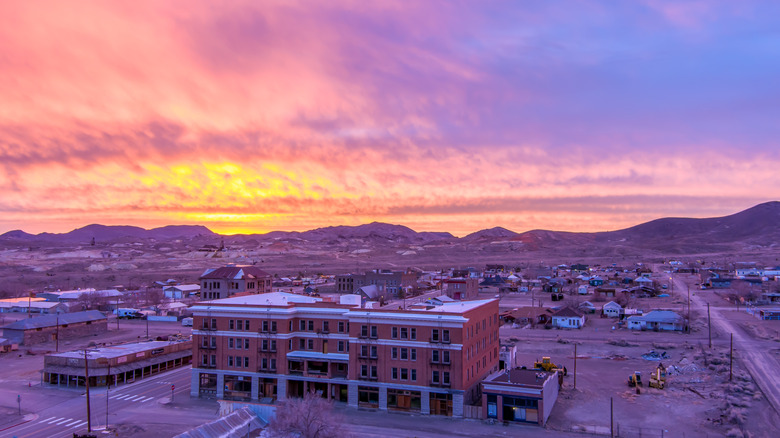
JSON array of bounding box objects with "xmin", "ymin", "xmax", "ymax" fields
[{"xmin": 1, "ymin": 1, "xmax": 779, "ymax": 236}]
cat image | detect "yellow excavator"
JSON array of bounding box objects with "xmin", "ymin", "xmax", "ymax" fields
[
  {"xmin": 648, "ymin": 363, "xmax": 667, "ymax": 389},
  {"xmin": 533, "ymin": 357, "xmax": 568, "ymax": 376},
  {"xmin": 627, "ymin": 371, "xmax": 642, "ymax": 387}
]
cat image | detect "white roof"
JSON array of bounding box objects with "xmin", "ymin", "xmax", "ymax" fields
[
  {"xmin": 164, "ymin": 284, "xmax": 201, "ymax": 292},
  {"xmin": 199, "ymin": 292, "xmax": 321, "ymax": 307}
]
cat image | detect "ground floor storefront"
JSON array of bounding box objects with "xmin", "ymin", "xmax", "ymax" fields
[
  {"xmin": 43, "ymin": 353, "xmax": 191, "ymax": 388},
  {"xmin": 191, "ymin": 368, "xmax": 465, "ymax": 416}
]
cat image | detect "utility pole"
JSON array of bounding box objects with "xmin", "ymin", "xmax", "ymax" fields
[
  {"xmin": 610, "ymin": 397, "xmax": 614, "ymax": 438},
  {"xmin": 106, "ymin": 362, "xmax": 111, "ymax": 430},
  {"xmin": 729, "ymin": 333, "xmax": 733, "ymax": 381},
  {"xmin": 84, "ymin": 349, "xmax": 92, "ymax": 432},
  {"xmin": 687, "ymin": 285, "xmax": 691, "ymax": 333},
  {"xmin": 707, "ymin": 303, "xmax": 712, "ymax": 348},
  {"xmin": 573, "ymin": 344, "xmax": 577, "ymax": 390}
]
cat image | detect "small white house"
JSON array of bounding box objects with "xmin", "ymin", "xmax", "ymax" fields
[
  {"xmin": 627, "ymin": 310, "xmax": 685, "ymax": 331},
  {"xmin": 577, "ymin": 285, "xmax": 589, "ymax": 295},
  {"xmin": 552, "ymin": 306, "xmax": 585, "ymax": 329},
  {"xmin": 163, "ymin": 284, "xmax": 201, "ymax": 299},
  {"xmin": 602, "ymin": 301, "xmax": 622, "ymax": 318}
]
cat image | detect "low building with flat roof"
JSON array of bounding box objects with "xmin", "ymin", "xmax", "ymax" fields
[
  {"xmin": 43, "ymin": 339, "xmax": 192, "ymax": 388},
  {"xmin": 481, "ymin": 368, "xmax": 559, "ymax": 426},
  {"xmin": 0, "ymin": 310, "xmax": 107, "ymax": 345}
]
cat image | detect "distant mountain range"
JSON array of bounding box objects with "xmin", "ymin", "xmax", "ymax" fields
[{"xmin": 2, "ymin": 202, "xmax": 780, "ymax": 255}]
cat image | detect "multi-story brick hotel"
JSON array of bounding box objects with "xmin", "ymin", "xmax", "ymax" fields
[{"xmin": 190, "ymin": 292, "xmax": 499, "ymax": 416}]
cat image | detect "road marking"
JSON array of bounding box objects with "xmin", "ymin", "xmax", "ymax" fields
[
  {"xmin": 62, "ymin": 419, "xmax": 81, "ymax": 426},
  {"xmin": 140, "ymin": 396, "xmax": 154, "ymax": 402},
  {"xmin": 41, "ymin": 417, "xmax": 56, "ymax": 423},
  {"xmin": 43, "ymin": 417, "xmax": 62, "ymax": 424},
  {"xmin": 116, "ymin": 394, "xmax": 131, "ymax": 400},
  {"xmin": 127, "ymin": 395, "xmax": 143, "ymax": 401},
  {"xmin": 72, "ymin": 420, "xmax": 88, "ymax": 428},
  {"xmin": 54, "ymin": 418, "xmax": 71, "ymax": 425}
]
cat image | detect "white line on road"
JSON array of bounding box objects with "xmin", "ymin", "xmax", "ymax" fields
[
  {"xmin": 62, "ymin": 419, "xmax": 81, "ymax": 426},
  {"xmin": 72, "ymin": 420, "xmax": 87, "ymax": 428},
  {"xmin": 139, "ymin": 396, "xmax": 154, "ymax": 402},
  {"xmin": 127, "ymin": 395, "xmax": 143, "ymax": 401},
  {"xmin": 54, "ymin": 418, "xmax": 72, "ymax": 425},
  {"xmin": 40, "ymin": 417, "xmax": 56, "ymax": 423}
]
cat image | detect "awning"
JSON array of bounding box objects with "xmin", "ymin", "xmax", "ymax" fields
[{"xmin": 44, "ymin": 350, "xmax": 191, "ymax": 377}]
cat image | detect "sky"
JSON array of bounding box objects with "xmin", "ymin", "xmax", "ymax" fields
[{"xmin": 1, "ymin": 0, "xmax": 780, "ymax": 237}]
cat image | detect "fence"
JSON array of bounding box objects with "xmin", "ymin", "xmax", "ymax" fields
[{"xmin": 616, "ymin": 423, "xmax": 666, "ymax": 438}]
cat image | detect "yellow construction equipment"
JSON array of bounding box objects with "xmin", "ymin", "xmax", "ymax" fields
[
  {"xmin": 533, "ymin": 357, "xmax": 567, "ymax": 376},
  {"xmin": 648, "ymin": 363, "xmax": 667, "ymax": 389},
  {"xmin": 627, "ymin": 371, "xmax": 642, "ymax": 387}
]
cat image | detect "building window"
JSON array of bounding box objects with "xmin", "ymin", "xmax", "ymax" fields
[
  {"xmin": 262, "ymin": 339, "xmax": 268, "ymax": 351},
  {"xmin": 338, "ymin": 341, "xmax": 345, "ymax": 352},
  {"xmin": 228, "ymin": 338, "xmax": 234, "ymax": 349},
  {"xmin": 244, "ymin": 339, "xmax": 250, "ymax": 349},
  {"xmin": 432, "ymin": 370, "xmax": 440, "ymax": 383},
  {"xmin": 432, "ymin": 350, "xmax": 439, "ymax": 363},
  {"xmin": 308, "ymin": 339, "xmax": 314, "ymax": 350},
  {"xmin": 391, "ymin": 347, "xmax": 398, "ymax": 359},
  {"xmin": 323, "ymin": 321, "xmax": 329, "ymax": 332},
  {"xmin": 299, "ymin": 339, "xmax": 305, "ymax": 349},
  {"xmin": 370, "ymin": 346, "xmax": 377, "ymax": 358},
  {"xmin": 261, "ymin": 358, "xmax": 268, "ymax": 369},
  {"xmin": 237, "ymin": 320, "xmax": 243, "ymax": 331},
  {"xmin": 400, "ymin": 348, "xmax": 408, "ymax": 360},
  {"xmin": 443, "ymin": 350, "xmax": 450, "ymax": 364},
  {"xmin": 411, "ymin": 369, "xmax": 417, "ymax": 381},
  {"xmin": 338, "ymin": 321, "xmax": 345, "ymax": 333},
  {"xmin": 411, "ymin": 348, "xmax": 417, "ymax": 361},
  {"xmin": 300, "ymin": 320, "xmax": 306, "ymax": 331},
  {"xmin": 370, "ymin": 326, "xmax": 378, "ymax": 338},
  {"xmin": 410, "ymin": 328, "xmax": 416, "ymax": 340},
  {"xmin": 431, "ymin": 329, "xmax": 440, "ymax": 342},
  {"xmin": 443, "ymin": 330, "xmax": 450, "ymax": 343},
  {"xmin": 210, "ymin": 355, "xmax": 216, "ymax": 367},
  {"xmin": 289, "ymin": 340, "xmax": 293, "ymax": 350},
  {"xmin": 401, "ymin": 368, "xmax": 408, "ymax": 380},
  {"xmin": 262, "ymin": 321, "xmax": 269, "ymax": 332},
  {"xmin": 271, "ymin": 321, "xmax": 277, "ymax": 333},
  {"xmin": 270, "ymin": 358, "xmax": 276, "ymax": 370},
  {"xmin": 361, "ymin": 365, "xmax": 368, "ymax": 377},
  {"xmin": 308, "ymin": 320, "xmax": 314, "ymax": 331},
  {"xmin": 443, "ymin": 372, "xmax": 450, "ymax": 385},
  {"xmin": 400, "ymin": 327, "xmax": 408, "ymax": 339},
  {"xmin": 229, "ymin": 320, "xmax": 235, "ymax": 330},
  {"xmin": 392, "ymin": 367, "xmax": 398, "ymax": 380},
  {"xmin": 245, "ymin": 357, "xmax": 250, "ymax": 368},
  {"xmin": 370, "ymin": 366, "xmax": 377, "ymax": 379},
  {"xmin": 361, "ymin": 345, "xmax": 368, "ymax": 358},
  {"xmin": 290, "ymin": 321, "xmax": 293, "ymax": 331},
  {"xmin": 270, "ymin": 340, "xmax": 276, "ymax": 351},
  {"xmin": 392, "ymin": 327, "xmax": 398, "ymax": 339},
  {"xmin": 361, "ymin": 325, "xmax": 368, "ymax": 338},
  {"xmin": 228, "ymin": 356, "xmax": 234, "ymax": 367}
]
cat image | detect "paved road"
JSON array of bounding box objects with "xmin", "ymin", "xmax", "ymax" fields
[
  {"xmin": 1, "ymin": 366, "xmax": 193, "ymax": 438},
  {"xmin": 672, "ymin": 275, "xmax": 780, "ymax": 416}
]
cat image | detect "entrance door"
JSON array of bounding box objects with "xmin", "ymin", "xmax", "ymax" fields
[{"xmin": 322, "ymin": 340, "xmax": 328, "ymax": 354}]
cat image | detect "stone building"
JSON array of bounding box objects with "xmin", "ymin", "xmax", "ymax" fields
[{"xmin": 0, "ymin": 310, "xmax": 107, "ymax": 345}]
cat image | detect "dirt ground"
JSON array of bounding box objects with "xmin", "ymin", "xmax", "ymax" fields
[{"xmin": 497, "ymin": 293, "xmax": 780, "ymax": 438}]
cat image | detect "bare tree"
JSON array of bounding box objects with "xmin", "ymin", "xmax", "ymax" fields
[{"xmin": 267, "ymin": 390, "xmax": 345, "ymax": 438}]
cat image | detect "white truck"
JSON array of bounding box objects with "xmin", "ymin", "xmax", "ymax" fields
[{"xmin": 116, "ymin": 308, "xmax": 143, "ymax": 319}]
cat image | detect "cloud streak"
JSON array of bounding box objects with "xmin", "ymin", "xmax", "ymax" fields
[{"xmin": 1, "ymin": 1, "xmax": 779, "ymax": 236}]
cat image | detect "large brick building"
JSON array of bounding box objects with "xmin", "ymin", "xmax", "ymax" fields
[
  {"xmin": 190, "ymin": 292, "xmax": 499, "ymax": 416},
  {"xmin": 199, "ymin": 266, "xmax": 273, "ymax": 300}
]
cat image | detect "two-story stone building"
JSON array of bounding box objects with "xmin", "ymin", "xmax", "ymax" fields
[{"xmin": 199, "ymin": 266, "xmax": 273, "ymax": 300}]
